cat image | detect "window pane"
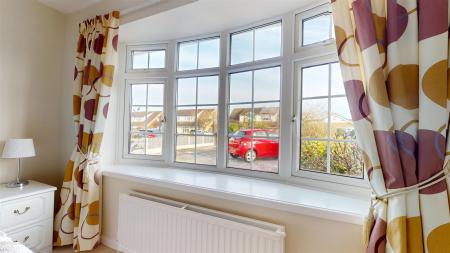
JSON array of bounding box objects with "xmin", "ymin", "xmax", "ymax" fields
[
  {"xmin": 301, "ymin": 99, "xmax": 328, "ymax": 139},
  {"xmin": 149, "ymin": 50, "xmax": 165, "ymax": 68},
  {"xmin": 176, "ymin": 135, "xmax": 195, "ymax": 163},
  {"xmin": 130, "ymin": 132, "xmax": 146, "ymax": 154},
  {"xmin": 231, "ymin": 31, "xmax": 253, "ymax": 65},
  {"xmin": 330, "ymin": 97, "xmax": 354, "ymax": 140},
  {"xmin": 331, "ymin": 63, "xmax": 345, "ymax": 95},
  {"xmin": 230, "ymin": 71, "xmax": 252, "ymax": 103},
  {"xmin": 146, "ymin": 134, "xmax": 163, "ymax": 156},
  {"xmin": 178, "ymin": 41, "xmax": 198, "ymax": 70},
  {"xmin": 176, "ymin": 106, "xmax": 196, "ymax": 134},
  {"xmin": 197, "ymin": 106, "xmax": 217, "ymax": 135},
  {"xmin": 132, "ymin": 51, "xmax": 148, "ymax": 69},
  {"xmin": 131, "ymin": 84, "xmax": 147, "ymax": 105},
  {"xmin": 254, "ymin": 67, "xmax": 280, "ymax": 102},
  {"xmin": 177, "ymin": 78, "xmax": 197, "ymax": 105},
  {"xmin": 253, "ymin": 102, "xmax": 279, "ymax": 134},
  {"xmin": 228, "ymin": 135, "xmax": 279, "ymax": 173},
  {"xmin": 197, "ymin": 76, "xmax": 218, "ymax": 105},
  {"xmin": 146, "ymin": 106, "xmax": 164, "ymax": 133},
  {"xmin": 196, "ymin": 135, "xmax": 216, "ymax": 165},
  {"xmin": 255, "ymin": 22, "xmax": 281, "ymax": 60},
  {"xmin": 130, "ymin": 106, "xmax": 146, "ymax": 131},
  {"xmin": 228, "ymin": 104, "xmax": 252, "ymax": 134},
  {"xmin": 198, "ymin": 38, "xmax": 220, "ymax": 69},
  {"xmin": 147, "ymin": 84, "xmax": 164, "ymax": 106},
  {"xmin": 302, "ymin": 64, "xmax": 329, "ymax": 97},
  {"xmin": 303, "ymin": 13, "xmax": 331, "ymax": 46},
  {"xmin": 330, "ymin": 141, "xmax": 363, "ymax": 177},
  {"xmin": 300, "ymin": 140, "xmax": 327, "ymax": 172}
]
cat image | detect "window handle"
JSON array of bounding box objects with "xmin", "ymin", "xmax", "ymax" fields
[
  {"xmin": 161, "ymin": 115, "xmax": 167, "ymax": 123},
  {"xmin": 291, "ymin": 114, "xmax": 297, "ymax": 123}
]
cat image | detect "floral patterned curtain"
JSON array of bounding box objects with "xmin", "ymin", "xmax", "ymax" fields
[
  {"xmin": 331, "ymin": 0, "xmax": 450, "ymax": 252},
  {"xmin": 53, "ymin": 11, "xmax": 120, "ymax": 251}
]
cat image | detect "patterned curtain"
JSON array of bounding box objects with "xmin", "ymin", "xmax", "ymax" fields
[
  {"xmin": 331, "ymin": 1, "xmax": 450, "ymax": 252},
  {"xmin": 53, "ymin": 11, "xmax": 120, "ymax": 251}
]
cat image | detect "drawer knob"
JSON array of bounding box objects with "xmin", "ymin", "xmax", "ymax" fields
[{"xmin": 13, "ymin": 206, "xmax": 30, "ymax": 215}]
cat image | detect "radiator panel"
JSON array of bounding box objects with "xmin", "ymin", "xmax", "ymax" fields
[{"xmin": 118, "ymin": 192, "xmax": 285, "ymax": 253}]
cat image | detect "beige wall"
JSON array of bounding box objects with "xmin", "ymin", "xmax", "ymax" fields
[
  {"xmin": 0, "ymin": 0, "xmax": 65, "ymax": 186},
  {"xmin": 102, "ymin": 177, "xmax": 364, "ymax": 253}
]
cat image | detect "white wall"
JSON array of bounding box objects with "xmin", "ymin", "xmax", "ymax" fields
[
  {"xmin": 58, "ymin": 1, "xmax": 365, "ymax": 252},
  {"xmin": 0, "ymin": 0, "xmax": 65, "ymax": 186}
]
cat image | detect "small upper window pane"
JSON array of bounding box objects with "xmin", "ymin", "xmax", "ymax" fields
[
  {"xmin": 132, "ymin": 84, "xmax": 147, "ymax": 105},
  {"xmin": 254, "ymin": 67, "xmax": 281, "ymax": 102},
  {"xmin": 302, "ymin": 64, "xmax": 329, "ymax": 98},
  {"xmin": 178, "ymin": 41, "xmax": 198, "ymax": 71},
  {"xmin": 132, "ymin": 51, "xmax": 148, "ymax": 69},
  {"xmin": 197, "ymin": 76, "xmax": 219, "ymax": 105},
  {"xmin": 177, "ymin": 78, "xmax": 197, "ymax": 105},
  {"xmin": 331, "ymin": 63, "xmax": 345, "ymax": 95},
  {"xmin": 147, "ymin": 84, "xmax": 164, "ymax": 106},
  {"xmin": 149, "ymin": 50, "xmax": 166, "ymax": 68},
  {"xmin": 254, "ymin": 23, "xmax": 282, "ymax": 61},
  {"xmin": 198, "ymin": 38, "xmax": 220, "ymax": 69},
  {"xmin": 302, "ymin": 13, "xmax": 332, "ymax": 46},
  {"xmin": 230, "ymin": 31, "xmax": 253, "ymax": 65},
  {"xmin": 229, "ymin": 71, "xmax": 252, "ymax": 103}
]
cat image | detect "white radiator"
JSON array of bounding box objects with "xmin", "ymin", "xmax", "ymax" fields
[{"xmin": 117, "ymin": 192, "xmax": 286, "ymax": 253}]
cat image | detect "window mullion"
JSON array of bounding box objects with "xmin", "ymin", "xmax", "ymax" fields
[
  {"xmin": 217, "ymin": 31, "xmax": 228, "ymax": 170},
  {"xmin": 326, "ymin": 64, "xmax": 332, "ymax": 174}
]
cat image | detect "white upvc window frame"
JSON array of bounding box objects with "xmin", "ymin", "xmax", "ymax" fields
[
  {"xmin": 116, "ymin": 1, "xmax": 369, "ymax": 196},
  {"xmin": 126, "ymin": 44, "xmax": 168, "ymax": 73}
]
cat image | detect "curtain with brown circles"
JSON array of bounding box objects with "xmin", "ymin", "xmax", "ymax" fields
[{"xmin": 53, "ymin": 11, "xmax": 120, "ymax": 251}]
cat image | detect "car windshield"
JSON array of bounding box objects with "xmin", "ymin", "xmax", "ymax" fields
[{"xmin": 232, "ymin": 131, "xmax": 247, "ymax": 138}]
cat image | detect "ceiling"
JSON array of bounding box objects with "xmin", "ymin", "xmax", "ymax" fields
[
  {"xmin": 121, "ymin": 0, "xmax": 317, "ymax": 43},
  {"xmin": 36, "ymin": 0, "xmax": 103, "ymax": 13}
]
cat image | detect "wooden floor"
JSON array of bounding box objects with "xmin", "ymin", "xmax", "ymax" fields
[{"xmin": 53, "ymin": 245, "xmax": 115, "ymax": 253}]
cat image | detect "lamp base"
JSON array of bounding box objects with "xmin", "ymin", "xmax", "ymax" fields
[{"xmin": 6, "ymin": 180, "xmax": 29, "ymax": 188}]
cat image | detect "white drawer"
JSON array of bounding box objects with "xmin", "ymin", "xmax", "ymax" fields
[
  {"xmin": 8, "ymin": 219, "xmax": 52, "ymax": 253},
  {"xmin": 0, "ymin": 192, "xmax": 53, "ymax": 230}
]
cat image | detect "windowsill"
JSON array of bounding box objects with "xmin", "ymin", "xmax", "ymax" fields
[{"xmin": 102, "ymin": 164, "xmax": 369, "ymax": 225}]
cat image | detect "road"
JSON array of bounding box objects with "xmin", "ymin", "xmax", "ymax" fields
[{"xmin": 176, "ymin": 146, "xmax": 278, "ymax": 173}]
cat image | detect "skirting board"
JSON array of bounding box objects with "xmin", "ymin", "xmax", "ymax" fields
[{"xmin": 101, "ymin": 235, "xmax": 118, "ymax": 251}]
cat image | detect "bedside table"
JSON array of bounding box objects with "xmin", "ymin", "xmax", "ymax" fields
[{"xmin": 0, "ymin": 180, "xmax": 56, "ymax": 253}]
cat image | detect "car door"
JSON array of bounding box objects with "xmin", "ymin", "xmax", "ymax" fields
[
  {"xmin": 253, "ymin": 131, "xmax": 269, "ymax": 157},
  {"xmin": 267, "ymin": 132, "xmax": 279, "ymax": 157}
]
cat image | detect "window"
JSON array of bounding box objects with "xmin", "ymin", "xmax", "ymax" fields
[
  {"xmin": 230, "ymin": 21, "xmax": 282, "ymax": 65},
  {"xmin": 129, "ymin": 83, "xmax": 165, "ymax": 156},
  {"xmin": 298, "ymin": 63, "xmax": 363, "ymax": 178},
  {"xmin": 178, "ymin": 37, "xmax": 220, "ymax": 71},
  {"xmin": 131, "ymin": 50, "xmax": 166, "ymax": 69},
  {"xmin": 227, "ymin": 67, "xmax": 281, "ymax": 173},
  {"xmin": 301, "ymin": 13, "xmax": 334, "ymax": 46},
  {"xmin": 176, "ymin": 76, "xmax": 219, "ymax": 165},
  {"xmin": 120, "ymin": 4, "xmax": 366, "ymax": 191}
]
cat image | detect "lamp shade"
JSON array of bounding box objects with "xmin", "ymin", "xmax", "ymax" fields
[{"xmin": 1, "ymin": 139, "xmax": 36, "ymax": 158}]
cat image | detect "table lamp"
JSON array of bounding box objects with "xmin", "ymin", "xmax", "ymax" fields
[{"xmin": 1, "ymin": 139, "xmax": 35, "ymax": 188}]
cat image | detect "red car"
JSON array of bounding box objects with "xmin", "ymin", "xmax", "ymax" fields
[{"xmin": 228, "ymin": 129, "xmax": 279, "ymax": 162}]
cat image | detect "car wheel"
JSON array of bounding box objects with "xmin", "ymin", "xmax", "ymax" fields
[{"xmin": 244, "ymin": 149, "xmax": 256, "ymax": 162}]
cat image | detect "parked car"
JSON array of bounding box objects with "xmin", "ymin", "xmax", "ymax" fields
[
  {"xmin": 138, "ymin": 129, "xmax": 161, "ymax": 138},
  {"xmin": 228, "ymin": 129, "xmax": 279, "ymax": 162}
]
